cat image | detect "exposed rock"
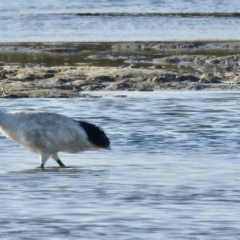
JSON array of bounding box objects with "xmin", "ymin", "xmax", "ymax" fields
[
  {"xmin": 199, "ymin": 73, "xmax": 222, "ymax": 83},
  {"xmin": 0, "ymin": 70, "xmax": 7, "ymax": 79},
  {"xmin": 105, "ymin": 81, "xmax": 132, "ymax": 90},
  {"xmin": 82, "ymin": 84, "xmax": 104, "ymax": 91},
  {"xmin": 43, "ymin": 73, "xmax": 55, "ymax": 78},
  {"xmin": 93, "ymin": 75, "xmax": 115, "ymax": 82},
  {"xmin": 178, "ymin": 75, "xmax": 200, "ymax": 82},
  {"xmin": 234, "ymin": 75, "xmax": 240, "ymax": 83},
  {"xmin": 14, "ymin": 72, "xmax": 36, "ymax": 81}
]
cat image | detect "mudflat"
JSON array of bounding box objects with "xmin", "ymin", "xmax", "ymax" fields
[{"xmin": 0, "ymin": 41, "xmax": 240, "ymax": 98}]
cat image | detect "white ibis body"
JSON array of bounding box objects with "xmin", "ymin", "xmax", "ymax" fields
[{"xmin": 0, "ymin": 110, "xmax": 110, "ymax": 168}]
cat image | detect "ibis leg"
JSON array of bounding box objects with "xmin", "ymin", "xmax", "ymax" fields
[
  {"xmin": 51, "ymin": 153, "xmax": 66, "ymax": 168},
  {"xmin": 39, "ymin": 153, "xmax": 50, "ymax": 169},
  {"xmin": 56, "ymin": 159, "xmax": 66, "ymax": 168}
]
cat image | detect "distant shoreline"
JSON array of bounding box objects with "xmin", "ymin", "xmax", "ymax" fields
[{"xmin": 0, "ymin": 41, "xmax": 240, "ymax": 98}]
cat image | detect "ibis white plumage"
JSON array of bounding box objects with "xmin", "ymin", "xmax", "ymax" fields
[{"xmin": 0, "ymin": 110, "xmax": 110, "ymax": 168}]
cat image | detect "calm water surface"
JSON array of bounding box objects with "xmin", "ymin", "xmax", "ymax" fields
[
  {"xmin": 0, "ymin": 0, "xmax": 240, "ymax": 41},
  {"xmin": 1, "ymin": 91, "xmax": 240, "ymax": 239}
]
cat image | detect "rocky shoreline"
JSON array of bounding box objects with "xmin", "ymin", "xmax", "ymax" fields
[{"xmin": 0, "ymin": 41, "xmax": 240, "ymax": 97}]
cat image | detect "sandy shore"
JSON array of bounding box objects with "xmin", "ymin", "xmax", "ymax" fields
[{"xmin": 0, "ymin": 41, "xmax": 240, "ymax": 97}]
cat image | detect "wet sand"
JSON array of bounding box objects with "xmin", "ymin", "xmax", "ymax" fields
[{"xmin": 0, "ymin": 41, "xmax": 240, "ymax": 97}]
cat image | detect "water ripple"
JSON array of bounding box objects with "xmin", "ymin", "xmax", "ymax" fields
[{"xmin": 1, "ymin": 91, "xmax": 240, "ymax": 239}]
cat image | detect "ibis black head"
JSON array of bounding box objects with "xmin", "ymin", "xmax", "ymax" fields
[{"xmin": 78, "ymin": 121, "xmax": 110, "ymax": 149}]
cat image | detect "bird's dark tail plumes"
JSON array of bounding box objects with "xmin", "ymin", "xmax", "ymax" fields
[{"xmin": 77, "ymin": 121, "xmax": 110, "ymax": 149}]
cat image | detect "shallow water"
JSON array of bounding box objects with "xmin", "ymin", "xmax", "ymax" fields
[
  {"xmin": 1, "ymin": 91, "xmax": 240, "ymax": 239},
  {"xmin": 1, "ymin": 0, "xmax": 240, "ymax": 41}
]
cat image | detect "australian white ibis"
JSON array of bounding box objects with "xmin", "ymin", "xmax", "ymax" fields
[{"xmin": 0, "ymin": 110, "xmax": 110, "ymax": 169}]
